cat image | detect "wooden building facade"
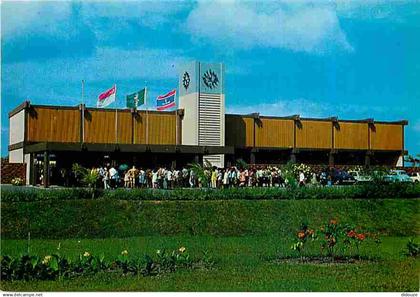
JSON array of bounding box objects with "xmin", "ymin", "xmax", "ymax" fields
[{"xmin": 9, "ymin": 102, "xmax": 407, "ymax": 186}]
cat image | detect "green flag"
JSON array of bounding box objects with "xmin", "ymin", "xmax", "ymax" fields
[{"xmin": 126, "ymin": 88, "xmax": 146, "ymax": 108}]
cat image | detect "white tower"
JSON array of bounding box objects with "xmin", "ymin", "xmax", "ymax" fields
[{"xmin": 178, "ymin": 61, "xmax": 225, "ymax": 167}]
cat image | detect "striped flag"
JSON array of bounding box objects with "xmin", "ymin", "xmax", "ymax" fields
[
  {"xmin": 156, "ymin": 89, "xmax": 176, "ymax": 111},
  {"xmin": 97, "ymin": 85, "xmax": 116, "ymax": 108}
]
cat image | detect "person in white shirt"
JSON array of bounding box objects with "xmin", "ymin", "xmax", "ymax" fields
[
  {"xmin": 299, "ymin": 171, "xmax": 305, "ymax": 187},
  {"xmin": 223, "ymin": 170, "xmax": 229, "ymax": 188},
  {"xmin": 166, "ymin": 169, "xmax": 173, "ymax": 189},
  {"xmin": 152, "ymin": 170, "xmax": 158, "ymax": 189},
  {"xmin": 109, "ymin": 166, "xmax": 118, "ymax": 189}
]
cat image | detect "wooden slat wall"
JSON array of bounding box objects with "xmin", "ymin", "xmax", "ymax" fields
[
  {"xmin": 296, "ymin": 120, "xmax": 331, "ymax": 149},
  {"xmin": 225, "ymin": 115, "xmax": 254, "ymax": 147},
  {"xmin": 334, "ymin": 122, "xmax": 368, "ymax": 150},
  {"xmin": 147, "ymin": 113, "xmax": 176, "ymax": 145},
  {"xmin": 134, "ymin": 112, "xmax": 146, "ymax": 144},
  {"xmin": 25, "ymin": 106, "xmax": 404, "ymax": 152},
  {"xmin": 256, "ymin": 118, "xmax": 294, "ymax": 148},
  {"xmin": 84, "ymin": 109, "xmax": 116, "ymax": 143},
  {"xmin": 117, "ymin": 111, "xmax": 132, "ymax": 144},
  {"xmin": 27, "ymin": 107, "xmax": 79, "ymax": 142},
  {"xmin": 371, "ymin": 123, "xmax": 403, "ymax": 150}
]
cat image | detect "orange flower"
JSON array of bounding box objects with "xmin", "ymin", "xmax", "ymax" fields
[
  {"xmin": 356, "ymin": 233, "xmax": 365, "ymax": 241},
  {"xmin": 297, "ymin": 231, "xmax": 306, "ymax": 239},
  {"xmin": 329, "ymin": 219, "xmax": 337, "ymax": 225}
]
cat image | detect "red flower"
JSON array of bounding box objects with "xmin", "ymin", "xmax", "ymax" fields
[
  {"xmin": 356, "ymin": 233, "xmax": 365, "ymax": 241},
  {"xmin": 347, "ymin": 230, "xmax": 356, "ymax": 238},
  {"xmin": 297, "ymin": 231, "xmax": 306, "ymax": 239}
]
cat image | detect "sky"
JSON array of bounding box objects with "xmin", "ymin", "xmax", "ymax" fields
[{"xmin": 1, "ymin": 0, "xmax": 419, "ymax": 157}]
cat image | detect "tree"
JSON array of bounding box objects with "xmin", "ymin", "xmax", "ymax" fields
[{"xmin": 404, "ymin": 155, "xmax": 419, "ymax": 167}]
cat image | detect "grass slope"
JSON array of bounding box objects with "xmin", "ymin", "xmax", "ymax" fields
[{"xmin": 2, "ymin": 199, "xmax": 419, "ymax": 239}]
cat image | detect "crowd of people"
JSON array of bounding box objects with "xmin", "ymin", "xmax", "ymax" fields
[{"xmin": 88, "ymin": 164, "xmax": 344, "ymax": 190}]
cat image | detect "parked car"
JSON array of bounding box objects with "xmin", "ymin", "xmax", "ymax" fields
[
  {"xmin": 383, "ymin": 170, "xmax": 412, "ymax": 183},
  {"xmin": 331, "ymin": 169, "xmax": 356, "ymax": 185},
  {"xmin": 409, "ymin": 172, "xmax": 420, "ymax": 183},
  {"xmin": 348, "ymin": 170, "xmax": 373, "ymax": 184}
]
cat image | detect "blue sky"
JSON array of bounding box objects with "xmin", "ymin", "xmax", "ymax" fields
[{"xmin": 1, "ymin": 0, "xmax": 419, "ymax": 156}]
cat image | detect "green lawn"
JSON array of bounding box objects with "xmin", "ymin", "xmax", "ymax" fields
[{"xmin": 1, "ymin": 235, "xmax": 419, "ymax": 291}]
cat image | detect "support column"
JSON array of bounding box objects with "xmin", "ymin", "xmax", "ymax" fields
[
  {"xmin": 194, "ymin": 155, "xmax": 203, "ymax": 165},
  {"xmin": 29, "ymin": 153, "xmax": 36, "ymax": 186},
  {"xmin": 176, "ymin": 109, "xmax": 183, "ymax": 145},
  {"xmin": 328, "ymin": 152, "xmax": 335, "ymax": 167},
  {"xmin": 43, "ymin": 151, "xmax": 50, "ymax": 188},
  {"xmin": 250, "ymin": 152, "xmax": 256, "ymax": 165},
  {"xmin": 364, "ymin": 153, "xmax": 371, "ymax": 167},
  {"xmin": 290, "ymin": 153, "xmax": 297, "ymax": 164}
]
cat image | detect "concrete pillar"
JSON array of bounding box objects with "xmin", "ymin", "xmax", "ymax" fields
[
  {"xmin": 29, "ymin": 153, "xmax": 35, "ymax": 186},
  {"xmin": 290, "ymin": 153, "xmax": 297, "ymax": 164},
  {"xmin": 194, "ymin": 155, "xmax": 203, "ymax": 165},
  {"xmin": 43, "ymin": 151, "xmax": 50, "ymax": 188},
  {"xmin": 250, "ymin": 152, "xmax": 256, "ymax": 165},
  {"xmin": 329, "ymin": 153, "xmax": 335, "ymax": 167},
  {"xmin": 364, "ymin": 154, "xmax": 371, "ymax": 167}
]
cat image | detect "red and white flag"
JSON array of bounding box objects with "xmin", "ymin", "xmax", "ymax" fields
[
  {"xmin": 156, "ymin": 89, "xmax": 176, "ymax": 111},
  {"xmin": 97, "ymin": 85, "xmax": 116, "ymax": 108}
]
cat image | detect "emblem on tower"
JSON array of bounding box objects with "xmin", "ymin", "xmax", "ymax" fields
[
  {"xmin": 182, "ymin": 72, "xmax": 190, "ymax": 90},
  {"xmin": 202, "ymin": 69, "xmax": 219, "ymax": 89}
]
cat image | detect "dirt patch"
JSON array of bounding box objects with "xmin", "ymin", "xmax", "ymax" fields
[{"xmin": 274, "ymin": 256, "xmax": 377, "ymax": 265}]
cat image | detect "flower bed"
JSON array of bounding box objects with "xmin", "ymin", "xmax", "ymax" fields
[
  {"xmin": 1, "ymin": 247, "xmax": 214, "ymax": 281},
  {"xmin": 282, "ymin": 218, "xmax": 383, "ymax": 264}
]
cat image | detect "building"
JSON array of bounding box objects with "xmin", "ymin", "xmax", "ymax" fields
[{"xmin": 8, "ymin": 61, "xmax": 407, "ymax": 186}]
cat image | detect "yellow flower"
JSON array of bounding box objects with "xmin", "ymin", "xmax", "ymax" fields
[
  {"xmin": 42, "ymin": 255, "xmax": 52, "ymax": 264},
  {"xmin": 179, "ymin": 246, "xmax": 186, "ymax": 253},
  {"xmin": 121, "ymin": 250, "xmax": 128, "ymax": 256},
  {"xmin": 83, "ymin": 251, "xmax": 90, "ymax": 257}
]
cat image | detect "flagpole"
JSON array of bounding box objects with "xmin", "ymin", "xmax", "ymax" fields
[
  {"xmin": 145, "ymin": 84, "xmax": 149, "ymax": 145},
  {"xmin": 175, "ymin": 89, "xmax": 178, "ymax": 145},
  {"xmin": 81, "ymin": 80, "xmax": 85, "ymax": 143},
  {"xmin": 115, "ymin": 84, "xmax": 118, "ymax": 144}
]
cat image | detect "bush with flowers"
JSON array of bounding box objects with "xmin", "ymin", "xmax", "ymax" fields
[
  {"xmin": 290, "ymin": 223, "xmax": 316, "ymax": 260},
  {"xmin": 290, "ymin": 218, "xmax": 381, "ymax": 262},
  {"xmin": 1, "ymin": 246, "xmax": 214, "ymax": 281}
]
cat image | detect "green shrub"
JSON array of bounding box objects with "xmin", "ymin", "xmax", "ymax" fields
[
  {"xmin": 404, "ymin": 238, "xmax": 419, "ymax": 257},
  {"xmin": 2, "ymin": 183, "xmax": 418, "ymax": 203},
  {"xmin": 1, "ymin": 187, "xmax": 103, "ymax": 203}
]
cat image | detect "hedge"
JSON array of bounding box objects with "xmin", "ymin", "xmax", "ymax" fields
[
  {"xmin": 1, "ymin": 199, "xmax": 419, "ymax": 239},
  {"xmin": 1, "ymin": 183, "xmax": 419, "ymax": 203}
]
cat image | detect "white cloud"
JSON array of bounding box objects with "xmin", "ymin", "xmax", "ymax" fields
[
  {"xmin": 2, "ymin": 47, "xmax": 188, "ymax": 106},
  {"xmin": 1, "ymin": 1, "xmax": 187, "ymax": 39},
  {"xmin": 1, "ymin": 1, "xmax": 72, "ymax": 37},
  {"xmin": 185, "ymin": 1, "xmax": 353, "ymax": 54},
  {"xmin": 226, "ymin": 98, "xmax": 408, "ymax": 120},
  {"xmin": 3, "ymin": 47, "xmax": 186, "ymax": 83}
]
